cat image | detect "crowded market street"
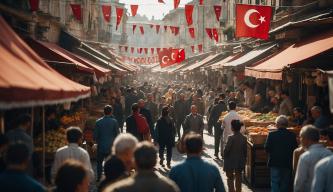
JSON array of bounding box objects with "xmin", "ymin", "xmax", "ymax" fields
[{"xmin": 1, "ymin": 1, "xmax": 333, "ymax": 192}]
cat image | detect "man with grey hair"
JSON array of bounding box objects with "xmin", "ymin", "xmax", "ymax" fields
[
  {"xmin": 111, "ymin": 133, "xmax": 139, "ymax": 172},
  {"xmin": 294, "ymin": 125, "xmax": 332, "ymax": 192},
  {"xmin": 311, "ymin": 106, "xmax": 331, "ymax": 129},
  {"xmin": 265, "ymin": 115, "xmax": 298, "ymax": 192}
]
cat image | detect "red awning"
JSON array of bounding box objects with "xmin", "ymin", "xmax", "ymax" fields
[
  {"xmin": 73, "ymin": 54, "xmax": 111, "ymax": 79},
  {"xmin": 0, "ymin": 16, "xmax": 90, "ymax": 109},
  {"xmin": 25, "ymin": 38, "xmax": 94, "ymax": 74},
  {"xmin": 245, "ymin": 29, "xmax": 333, "ymax": 80}
]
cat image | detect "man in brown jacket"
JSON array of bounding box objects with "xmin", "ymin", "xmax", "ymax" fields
[{"xmin": 103, "ymin": 142, "xmax": 180, "ymax": 192}]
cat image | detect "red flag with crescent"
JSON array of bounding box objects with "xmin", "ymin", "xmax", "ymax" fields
[
  {"xmin": 140, "ymin": 26, "xmax": 144, "ymax": 35},
  {"xmin": 191, "ymin": 45, "xmax": 195, "ymax": 53},
  {"xmin": 213, "ymin": 5, "xmax": 222, "ymax": 22},
  {"xmin": 133, "ymin": 25, "xmax": 137, "ymax": 34},
  {"xmin": 174, "ymin": 0, "xmax": 180, "ymax": 9},
  {"xmin": 156, "ymin": 25, "xmax": 160, "ymax": 34},
  {"xmin": 198, "ymin": 44, "xmax": 203, "ymax": 52},
  {"xmin": 116, "ymin": 7, "xmax": 123, "ymax": 30},
  {"xmin": 199, "ymin": 0, "xmax": 203, "ymax": 5},
  {"xmin": 164, "ymin": 26, "xmax": 168, "ymax": 32},
  {"xmin": 236, "ymin": 4, "xmax": 272, "ymax": 40},
  {"xmin": 102, "ymin": 5, "xmax": 111, "ymax": 22},
  {"xmin": 174, "ymin": 27, "xmax": 179, "ymax": 36},
  {"xmin": 189, "ymin": 28, "xmax": 195, "ymax": 39},
  {"xmin": 144, "ymin": 48, "xmax": 148, "ymax": 54},
  {"xmin": 158, "ymin": 48, "xmax": 185, "ymax": 68},
  {"xmin": 131, "ymin": 47, "xmax": 134, "ymax": 53},
  {"xmin": 205, "ymin": 28, "xmax": 213, "ymax": 39},
  {"xmin": 212, "ymin": 28, "xmax": 219, "ymax": 42},
  {"xmin": 151, "ymin": 48, "xmax": 155, "ymax": 54}
]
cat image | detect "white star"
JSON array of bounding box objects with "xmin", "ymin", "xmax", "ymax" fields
[{"xmin": 259, "ymin": 16, "xmax": 266, "ymax": 24}]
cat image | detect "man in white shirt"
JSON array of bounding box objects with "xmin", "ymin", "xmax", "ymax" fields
[
  {"xmin": 221, "ymin": 101, "xmax": 245, "ymax": 157},
  {"xmin": 294, "ymin": 125, "xmax": 332, "ymax": 192},
  {"xmin": 51, "ymin": 127, "xmax": 94, "ymax": 182}
]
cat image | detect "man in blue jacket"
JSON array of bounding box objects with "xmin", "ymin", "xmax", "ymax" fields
[
  {"xmin": 169, "ymin": 132, "xmax": 226, "ymax": 192},
  {"xmin": 265, "ymin": 115, "xmax": 298, "ymax": 192},
  {"xmin": 94, "ymin": 105, "xmax": 119, "ymax": 181}
]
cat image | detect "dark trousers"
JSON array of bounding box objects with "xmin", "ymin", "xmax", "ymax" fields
[
  {"xmin": 175, "ymin": 118, "xmax": 185, "ymax": 139},
  {"xmin": 159, "ymin": 143, "xmax": 172, "ymax": 163},
  {"xmin": 96, "ymin": 152, "xmax": 109, "ymax": 180},
  {"xmin": 214, "ymin": 125, "xmax": 223, "ymax": 155}
]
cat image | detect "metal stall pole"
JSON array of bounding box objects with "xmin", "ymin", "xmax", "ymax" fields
[
  {"xmin": 42, "ymin": 106, "xmax": 46, "ymax": 184},
  {"xmin": 31, "ymin": 108, "xmax": 34, "ymax": 136}
]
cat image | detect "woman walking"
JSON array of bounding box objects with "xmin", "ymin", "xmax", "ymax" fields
[
  {"xmin": 155, "ymin": 106, "xmax": 176, "ymax": 168},
  {"xmin": 223, "ymin": 120, "xmax": 247, "ymax": 192}
]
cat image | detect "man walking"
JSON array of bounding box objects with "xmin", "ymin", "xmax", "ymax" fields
[
  {"xmin": 104, "ymin": 142, "xmax": 180, "ymax": 192},
  {"xmin": 145, "ymin": 93, "xmax": 158, "ymax": 125},
  {"xmin": 265, "ymin": 115, "xmax": 298, "ymax": 192},
  {"xmin": 94, "ymin": 105, "xmax": 120, "ymax": 181},
  {"xmin": 209, "ymin": 99, "xmax": 227, "ymax": 158},
  {"xmin": 138, "ymin": 99, "xmax": 154, "ymax": 139},
  {"xmin": 183, "ymin": 105, "xmax": 204, "ymax": 137},
  {"xmin": 169, "ymin": 133, "xmax": 226, "ymax": 192},
  {"xmin": 174, "ymin": 93, "xmax": 188, "ymax": 139}
]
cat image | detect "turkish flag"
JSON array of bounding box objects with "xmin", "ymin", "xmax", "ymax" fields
[
  {"xmin": 185, "ymin": 5, "xmax": 194, "ymax": 26},
  {"xmin": 140, "ymin": 26, "xmax": 144, "ymax": 35},
  {"xmin": 164, "ymin": 26, "xmax": 168, "ymax": 32},
  {"xmin": 124, "ymin": 46, "xmax": 128, "ymax": 52},
  {"xmin": 156, "ymin": 25, "xmax": 160, "ymax": 34},
  {"xmin": 191, "ymin": 45, "xmax": 195, "ymax": 53},
  {"xmin": 158, "ymin": 0, "xmax": 165, "ymax": 3},
  {"xmin": 212, "ymin": 28, "xmax": 219, "ymax": 42},
  {"xmin": 174, "ymin": 27, "xmax": 179, "ymax": 36},
  {"xmin": 133, "ymin": 25, "xmax": 137, "ymax": 34},
  {"xmin": 236, "ymin": 4, "xmax": 272, "ymax": 40},
  {"xmin": 70, "ymin": 4, "xmax": 81, "ymax": 21},
  {"xmin": 198, "ymin": 44, "xmax": 203, "ymax": 52},
  {"xmin": 150, "ymin": 24, "xmax": 154, "ymax": 28},
  {"xmin": 151, "ymin": 48, "xmax": 155, "ymax": 54},
  {"xmin": 137, "ymin": 48, "xmax": 143, "ymax": 54},
  {"xmin": 131, "ymin": 47, "xmax": 134, "ymax": 54},
  {"xmin": 205, "ymin": 28, "xmax": 213, "ymax": 39},
  {"xmin": 159, "ymin": 49, "xmax": 174, "ymax": 68},
  {"xmin": 116, "ymin": 7, "xmax": 123, "ymax": 30},
  {"xmin": 144, "ymin": 48, "xmax": 148, "ymax": 54},
  {"xmin": 213, "ymin": 5, "xmax": 222, "ymax": 22},
  {"xmin": 130, "ymin": 5, "xmax": 138, "ymax": 16},
  {"xmin": 102, "ymin": 5, "xmax": 111, "ymax": 22},
  {"xmin": 29, "ymin": 0, "xmax": 39, "ymax": 11},
  {"xmin": 174, "ymin": 49, "xmax": 185, "ymax": 63},
  {"xmin": 189, "ymin": 28, "xmax": 195, "ymax": 39},
  {"xmin": 170, "ymin": 26, "xmax": 175, "ymax": 34},
  {"xmin": 199, "ymin": 0, "xmax": 204, "ymax": 5},
  {"xmin": 174, "ymin": 0, "xmax": 180, "ymax": 9},
  {"xmin": 157, "ymin": 48, "xmax": 161, "ymax": 53}
]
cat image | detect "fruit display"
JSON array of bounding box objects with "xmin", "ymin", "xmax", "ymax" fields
[
  {"xmin": 34, "ymin": 128, "xmax": 67, "ymax": 153},
  {"xmin": 60, "ymin": 111, "xmax": 88, "ymax": 126}
]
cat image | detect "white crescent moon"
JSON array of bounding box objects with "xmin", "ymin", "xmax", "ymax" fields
[
  {"xmin": 244, "ymin": 9, "xmax": 259, "ymax": 28},
  {"xmin": 171, "ymin": 52, "xmax": 176, "ymax": 61},
  {"xmin": 162, "ymin": 56, "xmax": 169, "ymax": 64}
]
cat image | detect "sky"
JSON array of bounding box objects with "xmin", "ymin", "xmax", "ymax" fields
[{"xmin": 120, "ymin": 0, "xmax": 193, "ymax": 20}]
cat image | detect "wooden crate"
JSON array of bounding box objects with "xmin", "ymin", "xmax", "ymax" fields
[{"xmin": 245, "ymin": 141, "xmax": 271, "ymax": 188}]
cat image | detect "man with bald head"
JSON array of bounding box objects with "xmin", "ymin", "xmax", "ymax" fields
[
  {"xmin": 138, "ymin": 99, "xmax": 154, "ymax": 140},
  {"xmin": 183, "ymin": 105, "xmax": 205, "ymax": 137}
]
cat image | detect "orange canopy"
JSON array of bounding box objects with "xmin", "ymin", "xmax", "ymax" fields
[
  {"xmin": 0, "ymin": 16, "xmax": 90, "ymax": 109},
  {"xmin": 245, "ymin": 29, "xmax": 333, "ymax": 80}
]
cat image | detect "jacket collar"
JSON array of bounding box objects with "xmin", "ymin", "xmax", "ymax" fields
[
  {"xmin": 134, "ymin": 170, "xmax": 158, "ymax": 178},
  {"xmin": 308, "ymin": 143, "xmax": 325, "ymax": 150}
]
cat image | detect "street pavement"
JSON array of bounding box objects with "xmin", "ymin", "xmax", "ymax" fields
[{"xmin": 155, "ymin": 130, "xmax": 269, "ymax": 192}]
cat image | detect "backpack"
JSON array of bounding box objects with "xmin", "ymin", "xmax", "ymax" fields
[{"xmin": 134, "ymin": 113, "xmax": 150, "ymax": 134}]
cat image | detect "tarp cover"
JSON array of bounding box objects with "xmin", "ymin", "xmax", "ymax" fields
[{"xmin": 0, "ymin": 17, "xmax": 90, "ymax": 109}]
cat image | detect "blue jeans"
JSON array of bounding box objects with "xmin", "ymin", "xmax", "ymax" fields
[{"xmin": 270, "ymin": 167, "xmax": 292, "ymax": 192}]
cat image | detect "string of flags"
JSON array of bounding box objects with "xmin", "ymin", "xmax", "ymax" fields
[{"xmin": 118, "ymin": 44, "xmax": 204, "ymax": 55}]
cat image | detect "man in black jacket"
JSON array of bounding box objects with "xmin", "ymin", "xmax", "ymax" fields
[
  {"xmin": 174, "ymin": 93, "xmax": 188, "ymax": 140},
  {"xmin": 264, "ymin": 115, "xmax": 298, "ymax": 192},
  {"xmin": 209, "ymin": 99, "xmax": 227, "ymax": 158}
]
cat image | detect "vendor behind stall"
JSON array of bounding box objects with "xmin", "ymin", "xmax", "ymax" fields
[
  {"xmin": 250, "ymin": 94, "xmax": 265, "ymax": 113},
  {"xmin": 311, "ymin": 106, "xmax": 331, "ymax": 129},
  {"xmin": 279, "ymin": 91, "xmax": 293, "ymax": 116}
]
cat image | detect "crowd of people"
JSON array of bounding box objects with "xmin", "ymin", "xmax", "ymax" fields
[{"xmin": 0, "ymin": 80, "xmax": 332, "ymax": 192}]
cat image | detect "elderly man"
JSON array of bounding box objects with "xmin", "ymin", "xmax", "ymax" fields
[
  {"xmin": 99, "ymin": 133, "xmax": 138, "ymax": 191},
  {"xmin": 104, "ymin": 142, "xmax": 180, "ymax": 192},
  {"xmin": 265, "ymin": 115, "xmax": 298, "ymax": 192},
  {"xmin": 294, "ymin": 125, "xmax": 331, "ymax": 192},
  {"xmin": 183, "ymin": 105, "xmax": 204, "ymax": 136},
  {"xmin": 311, "ymin": 106, "xmax": 331, "ymax": 129}
]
